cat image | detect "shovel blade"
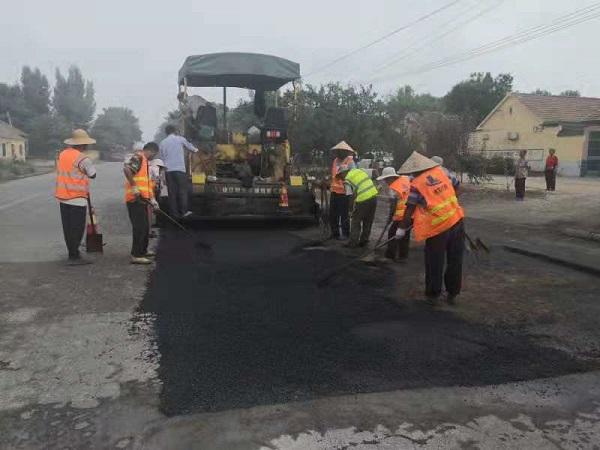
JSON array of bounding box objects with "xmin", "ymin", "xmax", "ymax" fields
[{"xmin": 86, "ymin": 233, "xmax": 104, "ymax": 253}]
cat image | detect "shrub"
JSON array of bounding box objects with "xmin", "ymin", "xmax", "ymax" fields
[
  {"xmin": 486, "ymin": 156, "xmax": 515, "ymax": 175},
  {"xmin": 0, "ymin": 160, "xmax": 35, "ymax": 179}
]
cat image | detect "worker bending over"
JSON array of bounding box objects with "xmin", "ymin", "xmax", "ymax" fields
[
  {"xmin": 124, "ymin": 142, "xmax": 159, "ymax": 265},
  {"xmin": 377, "ymin": 167, "xmax": 411, "ymax": 261},
  {"xmin": 336, "ymin": 166, "xmax": 379, "ymax": 248},
  {"xmin": 55, "ymin": 129, "xmax": 97, "ymax": 265},
  {"xmin": 396, "ymin": 152, "xmax": 465, "ymax": 305},
  {"xmin": 329, "ymin": 141, "xmax": 356, "ymax": 240}
]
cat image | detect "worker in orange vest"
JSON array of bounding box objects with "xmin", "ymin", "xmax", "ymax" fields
[
  {"xmin": 55, "ymin": 129, "xmax": 97, "ymax": 265},
  {"xmin": 124, "ymin": 142, "xmax": 159, "ymax": 265},
  {"xmin": 376, "ymin": 167, "xmax": 411, "ymax": 262},
  {"xmin": 396, "ymin": 152, "xmax": 465, "ymax": 306},
  {"xmin": 329, "ymin": 141, "xmax": 356, "ymax": 240}
]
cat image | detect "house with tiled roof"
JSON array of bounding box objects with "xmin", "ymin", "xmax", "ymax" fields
[
  {"xmin": 0, "ymin": 120, "xmax": 27, "ymax": 161},
  {"xmin": 469, "ymin": 93, "xmax": 600, "ymax": 176}
]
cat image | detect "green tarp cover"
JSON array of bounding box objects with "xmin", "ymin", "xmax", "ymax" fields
[{"xmin": 179, "ymin": 53, "xmax": 300, "ymax": 91}]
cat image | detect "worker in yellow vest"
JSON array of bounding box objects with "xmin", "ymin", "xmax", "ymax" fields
[
  {"xmin": 396, "ymin": 152, "xmax": 465, "ymax": 305},
  {"xmin": 328, "ymin": 141, "xmax": 356, "ymax": 240},
  {"xmin": 377, "ymin": 167, "xmax": 411, "ymax": 261},
  {"xmin": 335, "ymin": 167, "xmax": 379, "ymax": 248},
  {"xmin": 124, "ymin": 142, "xmax": 159, "ymax": 264},
  {"xmin": 55, "ymin": 129, "xmax": 97, "ymax": 265}
]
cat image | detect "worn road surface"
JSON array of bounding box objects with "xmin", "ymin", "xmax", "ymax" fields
[{"xmin": 2, "ymin": 162, "xmax": 600, "ymax": 449}]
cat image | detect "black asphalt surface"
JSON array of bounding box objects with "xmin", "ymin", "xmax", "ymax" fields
[{"xmin": 140, "ymin": 225, "xmax": 590, "ymax": 417}]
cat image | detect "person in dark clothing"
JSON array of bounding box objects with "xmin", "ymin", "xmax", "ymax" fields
[{"xmin": 515, "ymin": 150, "xmax": 529, "ymax": 200}]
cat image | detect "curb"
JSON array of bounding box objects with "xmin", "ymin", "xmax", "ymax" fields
[{"xmin": 503, "ymin": 245, "xmax": 600, "ymax": 277}]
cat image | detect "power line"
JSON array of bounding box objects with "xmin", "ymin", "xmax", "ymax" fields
[
  {"xmin": 303, "ymin": 0, "xmax": 463, "ymax": 78},
  {"xmin": 388, "ymin": 2, "xmax": 600, "ymax": 78},
  {"xmin": 370, "ymin": 0, "xmax": 503, "ymax": 78}
]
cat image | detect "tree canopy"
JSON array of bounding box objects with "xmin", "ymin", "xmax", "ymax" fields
[
  {"xmin": 91, "ymin": 107, "xmax": 142, "ymax": 154},
  {"xmin": 53, "ymin": 66, "xmax": 96, "ymax": 128}
]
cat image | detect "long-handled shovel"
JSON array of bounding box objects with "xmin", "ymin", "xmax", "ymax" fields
[
  {"xmin": 146, "ymin": 201, "xmax": 212, "ymax": 250},
  {"xmin": 85, "ymin": 194, "xmax": 104, "ymax": 253},
  {"xmin": 317, "ymin": 235, "xmax": 399, "ymax": 287}
]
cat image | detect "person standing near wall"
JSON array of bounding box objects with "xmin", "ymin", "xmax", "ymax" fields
[
  {"xmin": 545, "ymin": 148, "xmax": 559, "ymax": 191},
  {"xmin": 515, "ymin": 150, "xmax": 529, "ymax": 201}
]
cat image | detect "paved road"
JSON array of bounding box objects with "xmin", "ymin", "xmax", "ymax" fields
[{"xmin": 1, "ymin": 163, "xmax": 600, "ymax": 449}]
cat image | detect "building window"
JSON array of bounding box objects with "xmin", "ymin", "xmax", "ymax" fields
[
  {"xmin": 1, "ymin": 143, "xmax": 5, "ymax": 157},
  {"xmin": 19, "ymin": 144, "xmax": 24, "ymax": 157},
  {"xmin": 588, "ymin": 132, "xmax": 600, "ymax": 157},
  {"xmin": 11, "ymin": 143, "xmax": 15, "ymax": 157},
  {"xmin": 509, "ymin": 107, "xmax": 513, "ymax": 115}
]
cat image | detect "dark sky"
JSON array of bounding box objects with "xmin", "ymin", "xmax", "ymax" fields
[{"xmin": 1, "ymin": 0, "xmax": 597, "ymax": 140}]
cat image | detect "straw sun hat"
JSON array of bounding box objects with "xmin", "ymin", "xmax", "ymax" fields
[
  {"xmin": 330, "ymin": 141, "xmax": 357, "ymax": 155},
  {"xmin": 376, "ymin": 166, "xmax": 399, "ymax": 181},
  {"xmin": 64, "ymin": 129, "xmax": 96, "ymax": 146},
  {"xmin": 397, "ymin": 151, "xmax": 439, "ymax": 175}
]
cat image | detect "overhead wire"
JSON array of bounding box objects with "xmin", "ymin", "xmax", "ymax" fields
[
  {"xmin": 303, "ymin": 0, "xmax": 463, "ymax": 79},
  {"xmin": 368, "ymin": 0, "xmax": 503, "ymax": 80},
  {"xmin": 387, "ymin": 2, "xmax": 600, "ymax": 78}
]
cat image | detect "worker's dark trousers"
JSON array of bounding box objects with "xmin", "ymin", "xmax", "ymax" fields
[
  {"xmin": 386, "ymin": 221, "xmax": 411, "ymax": 260},
  {"xmin": 350, "ymin": 197, "xmax": 378, "ymax": 246},
  {"xmin": 127, "ymin": 201, "xmax": 149, "ymax": 257},
  {"xmin": 424, "ymin": 219, "xmax": 465, "ymax": 298},
  {"xmin": 329, "ymin": 192, "xmax": 350, "ymax": 238},
  {"xmin": 166, "ymin": 171, "xmax": 190, "ymax": 218},
  {"xmin": 545, "ymin": 170, "xmax": 556, "ymax": 191},
  {"xmin": 59, "ymin": 203, "xmax": 87, "ymax": 260},
  {"xmin": 515, "ymin": 177, "xmax": 526, "ymax": 199}
]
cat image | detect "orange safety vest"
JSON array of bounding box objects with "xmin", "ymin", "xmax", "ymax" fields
[
  {"xmin": 55, "ymin": 148, "xmax": 90, "ymax": 201},
  {"xmin": 330, "ymin": 156, "xmax": 354, "ymax": 194},
  {"xmin": 389, "ymin": 175, "xmax": 411, "ymax": 222},
  {"xmin": 125, "ymin": 152, "xmax": 152, "ymax": 202},
  {"xmin": 411, "ymin": 166, "xmax": 464, "ymax": 241}
]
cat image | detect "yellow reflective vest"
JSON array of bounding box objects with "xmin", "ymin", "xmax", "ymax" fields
[{"xmin": 345, "ymin": 169, "xmax": 378, "ymax": 203}]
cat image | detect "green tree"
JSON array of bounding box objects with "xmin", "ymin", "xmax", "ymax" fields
[
  {"xmin": 532, "ymin": 89, "xmax": 553, "ymax": 96},
  {"xmin": 560, "ymin": 90, "xmax": 580, "ymax": 97},
  {"xmin": 444, "ymin": 72, "xmax": 513, "ymax": 124},
  {"xmin": 0, "ymin": 83, "xmax": 28, "ymax": 128},
  {"xmin": 386, "ymin": 85, "xmax": 442, "ymax": 124},
  {"xmin": 53, "ymin": 66, "xmax": 96, "ymax": 128},
  {"xmin": 21, "ymin": 66, "xmax": 50, "ymax": 116},
  {"xmin": 91, "ymin": 107, "xmax": 142, "ymax": 154},
  {"xmin": 26, "ymin": 113, "xmax": 71, "ymax": 158}
]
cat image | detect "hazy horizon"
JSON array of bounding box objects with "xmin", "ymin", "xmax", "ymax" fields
[{"xmin": 1, "ymin": 0, "xmax": 598, "ymax": 141}]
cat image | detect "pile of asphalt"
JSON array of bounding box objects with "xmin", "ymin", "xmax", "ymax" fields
[{"xmin": 140, "ymin": 227, "xmax": 590, "ymax": 416}]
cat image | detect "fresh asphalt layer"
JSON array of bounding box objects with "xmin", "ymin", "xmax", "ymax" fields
[{"xmin": 141, "ymin": 225, "xmax": 591, "ymax": 417}]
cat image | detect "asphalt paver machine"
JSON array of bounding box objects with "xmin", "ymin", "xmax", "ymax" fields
[{"xmin": 177, "ymin": 52, "xmax": 316, "ymax": 220}]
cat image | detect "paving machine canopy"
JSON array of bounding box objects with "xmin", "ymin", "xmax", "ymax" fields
[{"xmin": 178, "ymin": 52, "xmax": 300, "ymax": 91}]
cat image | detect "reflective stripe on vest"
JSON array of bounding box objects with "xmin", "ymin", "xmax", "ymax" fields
[
  {"xmin": 125, "ymin": 152, "xmax": 152, "ymax": 202},
  {"xmin": 345, "ymin": 169, "xmax": 378, "ymax": 203},
  {"xmin": 389, "ymin": 175, "xmax": 411, "ymax": 221},
  {"xmin": 55, "ymin": 148, "xmax": 89, "ymax": 201},
  {"xmin": 330, "ymin": 156, "xmax": 354, "ymax": 194},
  {"xmin": 411, "ymin": 166, "xmax": 464, "ymax": 241}
]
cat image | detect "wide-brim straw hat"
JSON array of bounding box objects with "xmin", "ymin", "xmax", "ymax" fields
[
  {"xmin": 397, "ymin": 151, "xmax": 439, "ymax": 175},
  {"xmin": 64, "ymin": 129, "xmax": 96, "ymax": 145},
  {"xmin": 376, "ymin": 166, "xmax": 399, "ymax": 181},
  {"xmin": 330, "ymin": 141, "xmax": 357, "ymax": 155}
]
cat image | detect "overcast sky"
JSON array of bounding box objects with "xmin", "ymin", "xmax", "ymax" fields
[{"xmin": 1, "ymin": 0, "xmax": 597, "ymax": 140}]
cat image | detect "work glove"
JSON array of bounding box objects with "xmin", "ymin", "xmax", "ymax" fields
[
  {"xmin": 395, "ymin": 228, "xmax": 406, "ymax": 240},
  {"xmin": 150, "ymin": 198, "xmax": 160, "ymax": 211}
]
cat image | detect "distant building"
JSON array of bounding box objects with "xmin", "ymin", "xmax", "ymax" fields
[
  {"xmin": 0, "ymin": 121, "xmax": 27, "ymax": 161},
  {"xmin": 470, "ymin": 93, "xmax": 600, "ymax": 176}
]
